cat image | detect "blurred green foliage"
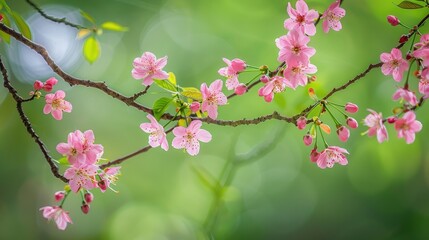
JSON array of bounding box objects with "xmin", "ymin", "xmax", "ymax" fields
[{"xmin": 1, "ymin": 0, "xmax": 429, "ymax": 239}]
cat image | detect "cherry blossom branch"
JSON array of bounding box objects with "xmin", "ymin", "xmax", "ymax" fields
[
  {"xmin": 25, "ymin": 0, "xmax": 86, "ymax": 30},
  {"xmin": 100, "ymin": 145, "xmax": 152, "ymax": 169},
  {"xmin": 0, "ymin": 56, "xmax": 68, "ymax": 183}
]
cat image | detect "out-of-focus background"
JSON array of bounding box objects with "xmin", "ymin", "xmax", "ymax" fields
[{"xmin": 1, "ymin": 0, "xmax": 429, "ymax": 239}]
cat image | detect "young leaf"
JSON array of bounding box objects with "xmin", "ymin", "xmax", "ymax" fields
[
  {"xmin": 0, "ymin": 13, "xmax": 11, "ymax": 43},
  {"xmin": 152, "ymin": 97, "xmax": 173, "ymax": 120},
  {"xmin": 167, "ymin": 72, "xmax": 177, "ymax": 85},
  {"xmin": 101, "ymin": 21, "xmax": 128, "ymax": 32},
  {"xmin": 80, "ymin": 10, "xmax": 95, "ymax": 24},
  {"xmin": 57, "ymin": 157, "xmax": 69, "ymax": 165},
  {"xmin": 0, "ymin": 0, "xmax": 12, "ymax": 14},
  {"xmin": 154, "ymin": 79, "xmax": 177, "ymax": 92},
  {"xmin": 397, "ymin": 1, "xmax": 424, "ymax": 9},
  {"xmin": 77, "ymin": 29, "xmax": 91, "ymax": 39},
  {"xmin": 181, "ymin": 87, "xmax": 202, "ymax": 101},
  {"xmin": 11, "ymin": 11, "xmax": 32, "ymax": 40},
  {"xmin": 83, "ymin": 36, "xmax": 100, "ymax": 64},
  {"xmin": 191, "ymin": 164, "xmax": 220, "ymax": 191}
]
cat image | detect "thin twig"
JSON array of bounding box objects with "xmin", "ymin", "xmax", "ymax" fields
[
  {"xmin": 0, "ymin": 56, "xmax": 68, "ymax": 183},
  {"xmin": 25, "ymin": 0, "xmax": 86, "ymax": 30}
]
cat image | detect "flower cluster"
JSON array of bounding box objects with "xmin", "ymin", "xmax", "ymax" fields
[{"xmin": 41, "ymin": 130, "xmax": 120, "ymax": 230}]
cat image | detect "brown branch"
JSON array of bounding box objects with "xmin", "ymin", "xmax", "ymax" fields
[
  {"xmin": 100, "ymin": 145, "xmax": 152, "ymax": 169},
  {"xmin": 25, "ymin": 0, "xmax": 86, "ymax": 30},
  {"xmin": 130, "ymin": 85, "xmax": 151, "ymax": 101},
  {"xmin": 0, "ymin": 56, "xmax": 68, "ymax": 183}
]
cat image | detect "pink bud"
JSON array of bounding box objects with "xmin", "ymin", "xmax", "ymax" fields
[
  {"xmin": 310, "ymin": 149, "xmax": 320, "ymax": 163},
  {"xmin": 230, "ymin": 58, "xmax": 246, "ymax": 72},
  {"xmin": 296, "ymin": 116, "xmax": 307, "ymax": 130},
  {"xmin": 81, "ymin": 204, "xmax": 90, "ymax": 214},
  {"xmin": 303, "ymin": 134, "xmax": 313, "ymax": 146},
  {"xmin": 387, "ymin": 15, "xmax": 400, "ymax": 26},
  {"xmin": 234, "ymin": 83, "xmax": 247, "ymax": 95},
  {"xmin": 344, "ymin": 102, "xmax": 358, "ymax": 113},
  {"xmin": 84, "ymin": 192, "xmax": 94, "ymax": 203},
  {"xmin": 346, "ymin": 117, "xmax": 358, "ymax": 129},
  {"xmin": 43, "ymin": 77, "xmax": 58, "ymax": 92},
  {"xmin": 98, "ymin": 180, "xmax": 107, "ymax": 191},
  {"xmin": 54, "ymin": 191, "xmax": 65, "ymax": 202},
  {"xmin": 337, "ymin": 126, "xmax": 350, "ymax": 142},
  {"xmin": 387, "ymin": 117, "xmax": 396, "ymax": 124},
  {"xmin": 33, "ymin": 80, "xmax": 44, "ymax": 90},
  {"xmin": 260, "ymin": 75, "xmax": 269, "ymax": 83},
  {"xmin": 189, "ymin": 102, "xmax": 200, "ymax": 113}
]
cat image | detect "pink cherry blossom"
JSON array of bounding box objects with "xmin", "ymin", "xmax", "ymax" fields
[
  {"xmin": 394, "ymin": 111, "xmax": 422, "ymax": 144},
  {"xmin": 321, "ymin": 0, "xmax": 346, "ymax": 33},
  {"xmin": 258, "ymin": 76, "xmax": 288, "ymax": 102},
  {"xmin": 276, "ymin": 29, "xmax": 316, "ymax": 65},
  {"xmin": 317, "ymin": 146, "xmax": 349, "ymax": 169},
  {"xmin": 201, "ymin": 79, "xmax": 227, "ymax": 119},
  {"xmin": 40, "ymin": 206, "xmax": 72, "ymax": 230},
  {"xmin": 284, "ymin": 0, "xmax": 318, "ymax": 36},
  {"xmin": 189, "ymin": 102, "xmax": 200, "ymax": 113},
  {"xmin": 43, "ymin": 90, "xmax": 72, "ymax": 120},
  {"xmin": 419, "ymin": 68, "xmax": 429, "ymax": 98},
  {"xmin": 218, "ymin": 58, "xmax": 246, "ymax": 90},
  {"xmin": 99, "ymin": 167, "xmax": 121, "ymax": 192},
  {"xmin": 64, "ymin": 164, "xmax": 98, "ymax": 193},
  {"xmin": 132, "ymin": 52, "xmax": 169, "ymax": 86},
  {"xmin": 413, "ymin": 48, "xmax": 429, "ymax": 68},
  {"xmin": 364, "ymin": 109, "xmax": 388, "ymax": 143},
  {"xmin": 392, "ymin": 88, "xmax": 418, "ymax": 106},
  {"xmin": 337, "ymin": 126, "xmax": 350, "ymax": 142},
  {"xmin": 56, "ymin": 130, "xmax": 104, "ymax": 166},
  {"xmin": 282, "ymin": 62, "xmax": 317, "ymax": 89},
  {"xmin": 380, "ymin": 48, "xmax": 409, "ymax": 82},
  {"xmin": 140, "ymin": 114, "xmax": 168, "ymax": 151},
  {"xmin": 414, "ymin": 34, "xmax": 429, "ymax": 49},
  {"xmin": 172, "ymin": 120, "xmax": 212, "ymax": 156}
]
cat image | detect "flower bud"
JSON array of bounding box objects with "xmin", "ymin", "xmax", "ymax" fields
[
  {"xmin": 33, "ymin": 80, "xmax": 44, "ymax": 90},
  {"xmin": 344, "ymin": 102, "xmax": 358, "ymax": 113},
  {"xmin": 303, "ymin": 134, "xmax": 313, "ymax": 146},
  {"xmin": 337, "ymin": 126, "xmax": 350, "ymax": 142},
  {"xmin": 260, "ymin": 75, "xmax": 269, "ymax": 83},
  {"xmin": 81, "ymin": 204, "xmax": 90, "ymax": 214},
  {"xmin": 310, "ymin": 148, "xmax": 320, "ymax": 163},
  {"xmin": 54, "ymin": 191, "xmax": 65, "ymax": 202},
  {"xmin": 346, "ymin": 117, "xmax": 358, "ymax": 129},
  {"xmin": 234, "ymin": 83, "xmax": 247, "ymax": 95},
  {"xmin": 399, "ymin": 35, "xmax": 408, "ymax": 44},
  {"xmin": 84, "ymin": 192, "xmax": 94, "ymax": 203},
  {"xmin": 387, "ymin": 116, "xmax": 397, "ymax": 124},
  {"xmin": 43, "ymin": 77, "xmax": 58, "ymax": 92},
  {"xmin": 189, "ymin": 102, "xmax": 200, "ymax": 113},
  {"xmin": 98, "ymin": 180, "xmax": 107, "ymax": 191},
  {"xmin": 296, "ymin": 116, "xmax": 307, "ymax": 130},
  {"xmin": 387, "ymin": 15, "xmax": 400, "ymax": 26}
]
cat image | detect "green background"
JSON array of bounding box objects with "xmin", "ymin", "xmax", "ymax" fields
[{"xmin": 1, "ymin": 0, "xmax": 429, "ymax": 239}]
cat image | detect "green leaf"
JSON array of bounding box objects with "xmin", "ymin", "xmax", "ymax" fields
[
  {"xmin": 0, "ymin": 0, "xmax": 12, "ymax": 14},
  {"xmin": 101, "ymin": 21, "xmax": 128, "ymax": 32},
  {"xmin": 154, "ymin": 79, "xmax": 177, "ymax": 92},
  {"xmin": 152, "ymin": 97, "xmax": 173, "ymax": 120},
  {"xmin": 167, "ymin": 72, "xmax": 176, "ymax": 85},
  {"xmin": 0, "ymin": 13, "xmax": 11, "ymax": 43},
  {"xmin": 83, "ymin": 36, "xmax": 100, "ymax": 64},
  {"xmin": 11, "ymin": 11, "xmax": 32, "ymax": 40},
  {"xmin": 191, "ymin": 164, "xmax": 219, "ymax": 191},
  {"xmin": 397, "ymin": 1, "xmax": 424, "ymax": 9},
  {"xmin": 80, "ymin": 10, "xmax": 95, "ymax": 24},
  {"xmin": 181, "ymin": 87, "xmax": 202, "ymax": 101},
  {"xmin": 309, "ymin": 124, "xmax": 316, "ymax": 138},
  {"xmin": 57, "ymin": 157, "xmax": 69, "ymax": 165}
]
